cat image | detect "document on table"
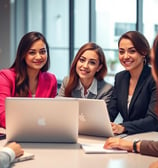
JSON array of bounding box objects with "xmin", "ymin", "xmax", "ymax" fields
[
  {"xmin": 81, "ymin": 143, "xmax": 128, "ymax": 154},
  {"xmin": 13, "ymin": 152, "xmax": 35, "ymax": 163}
]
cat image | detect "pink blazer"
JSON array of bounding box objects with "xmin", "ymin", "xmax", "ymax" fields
[{"xmin": 0, "ymin": 68, "xmax": 57, "ymax": 128}]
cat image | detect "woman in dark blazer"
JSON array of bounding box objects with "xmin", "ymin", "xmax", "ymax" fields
[
  {"xmin": 58, "ymin": 42, "xmax": 113, "ymax": 104},
  {"xmin": 104, "ymin": 34, "xmax": 158, "ymax": 167},
  {"xmin": 108, "ymin": 31, "xmax": 158, "ymax": 135}
]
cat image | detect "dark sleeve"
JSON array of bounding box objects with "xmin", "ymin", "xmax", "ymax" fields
[
  {"xmin": 140, "ymin": 140, "xmax": 158, "ymax": 157},
  {"xmin": 107, "ymin": 74, "xmax": 120, "ymax": 122},
  {"xmin": 122, "ymin": 78, "xmax": 158, "ymax": 134}
]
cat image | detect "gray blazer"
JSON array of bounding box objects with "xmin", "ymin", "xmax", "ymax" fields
[{"xmin": 58, "ymin": 76, "xmax": 113, "ymax": 105}]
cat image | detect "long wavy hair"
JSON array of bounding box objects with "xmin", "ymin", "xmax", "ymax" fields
[
  {"xmin": 65, "ymin": 42, "xmax": 107, "ymax": 97},
  {"xmin": 152, "ymin": 34, "xmax": 158, "ymax": 82},
  {"xmin": 10, "ymin": 31, "xmax": 50, "ymax": 96},
  {"xmin": 118, "ymin": 31, "xmax": 150, "ymax": 64},
  {"xmin": 152, "ymin": 34, "xmax": 158, "ymax": 115}
]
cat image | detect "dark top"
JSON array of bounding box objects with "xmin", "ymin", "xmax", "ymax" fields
[{"xmin": 108, "ymin": 65, "xmax": 158, "ymax": 134}]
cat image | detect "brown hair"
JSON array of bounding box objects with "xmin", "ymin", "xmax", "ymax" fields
[
  {"xmin": 65, "ymin": 42, "xmax": 107, "ymax": 97},
  {"xmin": 10, "ymin": 31, "xmax": 50, "ymax": 96},
  {"xmin": 152, "ymin": 34, "xmax": 158, "ymax": 80},
  {"xmin": 118, "ymin": 31, "xmax": 150, "ymax": 64},
  {"xmin": 152, "ymin": 34, "xmax": 158, "ymax": 115}
]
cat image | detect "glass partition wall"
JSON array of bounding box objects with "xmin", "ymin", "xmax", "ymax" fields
[{"xmin": 10, "ymin": 0, "xmax": 158, "ymax": 85}]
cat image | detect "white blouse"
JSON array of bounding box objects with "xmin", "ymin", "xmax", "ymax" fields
[{"xmin": 127, "ymin": 95, "xmax": 132, "ymax": 109}]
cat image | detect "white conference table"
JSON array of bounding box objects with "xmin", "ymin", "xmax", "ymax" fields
[{"xmin": 1, "ymin": 130, "xmax": 158, "ymax": 168}]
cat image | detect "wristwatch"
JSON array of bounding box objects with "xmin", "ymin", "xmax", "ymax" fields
[{"xmin": 133, "ymin": 140, "xmax": 140, "ymax": 153}]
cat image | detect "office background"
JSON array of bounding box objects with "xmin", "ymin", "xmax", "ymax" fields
[{"xmin": 0, "ymin": 0, "xmax": 158, "ymax": 86}]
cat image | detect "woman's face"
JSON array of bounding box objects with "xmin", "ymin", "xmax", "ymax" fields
[
  {"xmin": 76, "ymin": 50, "xmax": 102, "ymax": 84},
  {"xmin": 25, "ymin": 39, "xmax": 47, "ymax": 72},
  {"xmin": 118, "ymin": 38, "xmax": 144, "ymax": 73}
]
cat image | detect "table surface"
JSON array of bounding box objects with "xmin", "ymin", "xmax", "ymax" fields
[{"xmin": 1, "ymin": 130, "xmax": 158, "ymax": 168}]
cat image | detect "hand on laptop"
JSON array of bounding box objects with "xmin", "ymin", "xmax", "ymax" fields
[{"xmin": 111, "ymin": 122, "xmax": 125, "ymax": 134}]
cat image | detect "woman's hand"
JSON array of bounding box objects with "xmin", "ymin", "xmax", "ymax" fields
[
  {"xmin": 7, "ymin": 142, "xmax": 24, "ymax": 157},
  {"xmin": 111, "ymin": 122, "xmax": 125, "ymax": 134},
  {"xmin": 104, "ymin": 137, "xmax": 133, "ymax": 151},
  {"xmin": 149, "ymin": 161, "xmax": 158, "ymax": 168}
]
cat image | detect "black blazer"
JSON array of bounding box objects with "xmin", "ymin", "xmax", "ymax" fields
[{"xmin": 108, "ymin": 65, "xmax": 158, "ymax": 134}]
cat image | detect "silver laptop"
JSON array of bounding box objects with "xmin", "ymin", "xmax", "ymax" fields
[
  {"xmin": 79, "ymin": 99, "xmax": 116, "ymax": 137},
  {"xmin": 5, "ymin": 97, "xmax": 79, "ymax": 143}
]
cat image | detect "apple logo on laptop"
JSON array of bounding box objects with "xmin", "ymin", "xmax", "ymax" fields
[
  {"xmin": 79, "ymin": 112, "xmax": 86, "ymax": 122},
  {"xmin": 38, "ymin": 118, "xmax": 46, "ymax": 126}
]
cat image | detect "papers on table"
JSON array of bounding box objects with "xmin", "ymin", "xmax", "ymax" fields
[
  {"xmin": 13, "ymin": 152, "xmax": 35, "ymax": 163},
  {"xmin": 81, "ymin": 143, "xmax": 128, "ymax": 154}
]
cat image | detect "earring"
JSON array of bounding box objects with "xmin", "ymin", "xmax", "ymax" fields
[{"xmin": 143, "ymin": 58, "xmax": 147, "ymax": 65}]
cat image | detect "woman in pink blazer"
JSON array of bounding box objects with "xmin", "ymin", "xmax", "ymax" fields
[{"xmin": 0, "ymin": 31, "xmax": 57, "ymax": 128}]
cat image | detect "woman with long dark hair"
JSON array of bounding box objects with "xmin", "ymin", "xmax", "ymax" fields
[{"xmin": 0, "ymin": 31, "xmax": 57, "ymax": 128}]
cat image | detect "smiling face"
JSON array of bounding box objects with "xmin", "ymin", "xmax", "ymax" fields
[
  {"xmin": 118, "ymin": 38, "xmax": 144, "ymax": 73},
  {"xmin": 25, "ymin": 39, "xmax": 47, "ymax": 73},
  {"xmin": 76, "ymin": 50, "xmax": 102, "ymax": 86}
]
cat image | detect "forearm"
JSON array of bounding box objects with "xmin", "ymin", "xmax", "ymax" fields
[
  {"xmin": 140, "ymin": 140, "xmax": 158, "ymax": 157},
  {"xmin": 0, "ymin": 152, "xmax": 11, "ymax": 168},
  {"xmin": 0, "ymin": 147, "xmax": 15, "ymax": 168},
  {"xmin": 122, "ymin": 116, "xmax": 158, "ymax": 134}
]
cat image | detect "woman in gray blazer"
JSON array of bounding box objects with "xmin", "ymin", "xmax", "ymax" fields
[
  {"xmin": 58, "ymin": 42, "xmax": 113, "ymax": 105},
  {"xmin": 107, "ymin": 31, "xmax": 158, "ymax": 135}
]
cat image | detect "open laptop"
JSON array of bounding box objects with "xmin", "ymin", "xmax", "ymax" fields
[
  {"xmin": 5, "ymin": 97, "xmax": 79, "ymax": 143},
  {"xmin": 78, "ymin": 99, "xmax": 127, "ymax": 138}
]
